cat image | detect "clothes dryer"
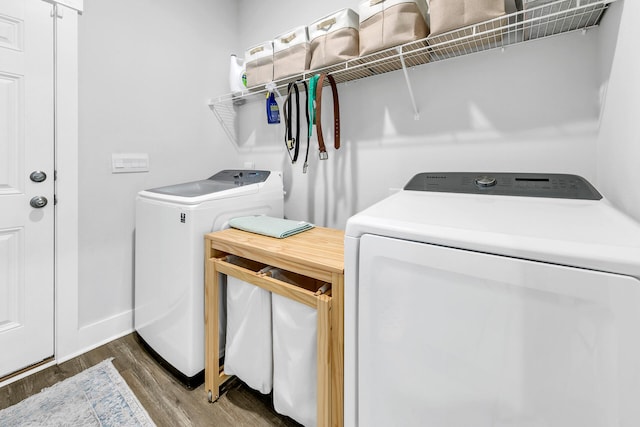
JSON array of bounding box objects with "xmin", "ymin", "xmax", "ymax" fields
[
  {"xmin": 134, "ymin": 170, "xmax": 283, "ymax": 387},
  {"xmin": 345, "ymin": 172, "xmax": 640, "ymax": 427}
]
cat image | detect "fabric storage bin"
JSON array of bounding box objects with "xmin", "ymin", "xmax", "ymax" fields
[
  {"xmin": 309, "ymin": 8, "xmax": 359, "ymax": 70},
  {"xmin": 223, "ymin": 275, "xmax": 272, "ymax": 394},
  {"xmin": 272, "ymin": 292, "xmax": 318, "ymax": 427},
  {"xmin": 273, "ymin": 26, "xmax": 311, "ymax": 81},
  {"xmin": 244, "ymin": 41, "xmax": 274, "ymax": 88},
  {"xmin": 428, "ymin": 0, "xmax": 506, "ymax": 36},
  {"xmin": 359, "ymin": 0, "xmax": 430, "ymax": 56}
]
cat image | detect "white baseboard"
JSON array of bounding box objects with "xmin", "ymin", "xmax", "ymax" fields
[
  {"xmin": 1, "ymin": 311, "xmax": 134, "ymax": 388},
  {"xmin": 56, "ymin": 309, "xmax": 134, "ymax": 364}
]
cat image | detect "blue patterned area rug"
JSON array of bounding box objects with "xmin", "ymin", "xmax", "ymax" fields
[{"xmin": 0, "ymin": 358, "xmax": 156, "ymax": 426}]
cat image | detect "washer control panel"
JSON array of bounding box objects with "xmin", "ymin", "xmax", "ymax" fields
[
  {"xmin": 404, "ymin": 172, "xmax": 602, "ymax": 200},
  {"xmin": 209, "ymin": 169, "xmax": 271, "ymax": 185},
  {"xmin": 146, "ymin": 170, "xmax": 272, "ymax": 197}
]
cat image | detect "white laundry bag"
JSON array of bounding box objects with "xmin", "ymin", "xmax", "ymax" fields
[
  {"xmin": 272, "ymin": 292, "xmax": 318, "ymax": 427},
  {"xmin": 223, "ymin": 275, "xmax": 272, "ymax": 394}
]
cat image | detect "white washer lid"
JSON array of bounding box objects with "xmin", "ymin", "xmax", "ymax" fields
[
  {"xmin": 137, "ymin": 170, "xmax": 273, "ymax": 205},
  {"xmin": 345, "ymin": 189, "xmax": 640, "ymax": 278}
]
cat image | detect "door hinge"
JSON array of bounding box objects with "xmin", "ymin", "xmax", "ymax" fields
[{"xmin": 54, "ymin": 195, "xmax": 58, "ymax": 205}]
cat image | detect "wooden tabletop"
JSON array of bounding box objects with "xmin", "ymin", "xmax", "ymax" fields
[{"xmin": 205, "ymin": 227, "xmax": 344, "ymax": 281}]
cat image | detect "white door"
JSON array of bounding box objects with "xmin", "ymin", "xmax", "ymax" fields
[
  {"xmin": 0, "ymin": 0, "xmax": 54, "ymax": 378},
  {"xmin": 356, "ymin": 234, "xmax": 640, "ymax": 427}
]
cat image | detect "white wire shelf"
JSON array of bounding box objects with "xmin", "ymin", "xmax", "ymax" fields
[{"xmin": 209, "ymin": 0, "xmax": 615, "ymax": 146}]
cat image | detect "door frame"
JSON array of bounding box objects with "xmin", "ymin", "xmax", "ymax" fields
[{"xmin": 53, "ymin": 0, "xmax": 80, "ymax": 368}]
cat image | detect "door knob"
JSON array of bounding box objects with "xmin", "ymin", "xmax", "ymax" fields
[
  {"xmin": 30, "ymin": 196, "xmax": 48, "ymax": 208},
  {"xmin": 30, "ymin": 171, "xmax": 47, "ymax": 183}
]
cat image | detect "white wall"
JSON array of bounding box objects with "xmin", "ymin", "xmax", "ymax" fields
[
  {"xmin": 68, "ymin": 0, "xmax": 626, "ymax": 359},
  {"xmin": 597, "ymin": 0, "xmax": 640, "ymax": 221},
  {"xmin": 76, "ymin": 0, "xmax": 240, "ymax": 346},
  {"xmin": 236, "ymin": 0, "xmax": 601, "ymax": 229}
]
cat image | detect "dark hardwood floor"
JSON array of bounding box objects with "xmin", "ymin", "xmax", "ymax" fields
[{"xmin": 0, "ymin": 333, "xmax": 301, "ymax": 426}]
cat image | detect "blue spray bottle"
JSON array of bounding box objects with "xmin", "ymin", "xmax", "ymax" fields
[{"xmin": 266, "ymin": 92, "xmax": 280, "ymax": 124}]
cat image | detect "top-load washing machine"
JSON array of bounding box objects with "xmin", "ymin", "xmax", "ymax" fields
[
  {"xmin": 134, "ymin": 169, "xmax": 283, "ymax": 387},
  {"xmin": 344, "ymin": 172, "xmax": 640, "ymax": 427}
]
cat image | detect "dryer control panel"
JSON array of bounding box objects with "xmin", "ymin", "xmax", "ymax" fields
[{"xmin": 404, "ymin": 172, "xmax": 602, "ymax": 200}]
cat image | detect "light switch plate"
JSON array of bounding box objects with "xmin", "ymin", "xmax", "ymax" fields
[{"xmin": 112, "ymin": 153, "xmax": 149, "ymax": 174}]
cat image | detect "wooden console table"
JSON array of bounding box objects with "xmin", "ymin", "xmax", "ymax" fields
[{"xmin": 204, "ymin": 227, "xmax": 344, "ymax": 427}]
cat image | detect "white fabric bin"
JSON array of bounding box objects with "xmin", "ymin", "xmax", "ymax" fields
[
  {"xmin": 223, "ymin": 275, "xmax": 272, "ymax": 394},
  {"xmin": 272, "ymin": 292, "xmax": 318, "ymax": 427},
  {"xmin": 308, "ymin": 8, "xmax": 360, "ymax": 70},
  {"xmin": 273, "ymin": 26, "xmax": 311, "ymax": 80},
  {"xmin": 358, "ymin": 0, "xmax": 430, "ymax": 56},
  {"xmin": 428, "ymin": 0, "xmax": 506, "ymax": 36},
  {"xmin": 244, "ymin": 41, "xmax": 274, "ymax": 88}
]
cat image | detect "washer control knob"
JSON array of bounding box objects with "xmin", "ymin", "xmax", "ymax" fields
[{"xmin": 475, "ymin": 175, "xmax": 497, "ymax": 188}]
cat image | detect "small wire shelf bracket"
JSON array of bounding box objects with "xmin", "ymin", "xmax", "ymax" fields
[
  {"xmin": 208, "ymin": 99, "xmax": 239, "ymax": 146},
  {"xmin": 397, "ymin": 46, "xmax": 420, "ymax": 120},
  {"xmin": 208, "ymin": 0, "xmax": 616, "ymax": 147}
]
